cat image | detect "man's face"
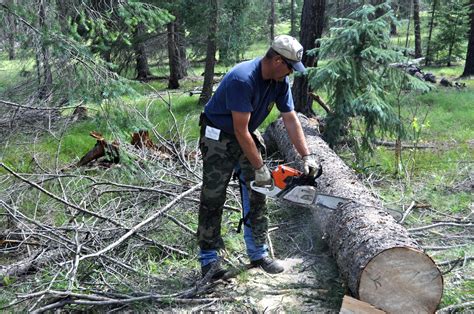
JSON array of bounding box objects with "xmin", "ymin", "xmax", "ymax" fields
[{"xmin": 274, "ymin": 56, "xmax": 293, "ymax": 81}]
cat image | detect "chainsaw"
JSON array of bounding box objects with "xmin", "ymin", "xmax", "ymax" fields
[{"xmin": 250, "ymin": 165, "xmax": 349, "ymax": 210}]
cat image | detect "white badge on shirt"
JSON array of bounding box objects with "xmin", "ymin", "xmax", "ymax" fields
[{"xmin": 205, "ymin": 125, "xmax": 221, "ymax": 140}]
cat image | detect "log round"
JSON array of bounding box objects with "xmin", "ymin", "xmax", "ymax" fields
[{"xmin": 264, "ymin": 114, "xmax": 443, "ymax": 313}]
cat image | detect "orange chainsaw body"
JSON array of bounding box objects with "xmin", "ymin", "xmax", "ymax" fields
[{"xmin": 271, "ymin": 165, "xmax": 302, "ymax": 189}]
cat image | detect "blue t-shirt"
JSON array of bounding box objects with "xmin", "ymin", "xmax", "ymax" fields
[{"xmin": 204, "ymin": 57, "xmax": 294, "ymax": 134}]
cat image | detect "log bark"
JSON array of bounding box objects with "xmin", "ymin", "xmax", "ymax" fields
[{"xmin": 264, "ymin": 114, "xmax": 443, "ymax": 313}]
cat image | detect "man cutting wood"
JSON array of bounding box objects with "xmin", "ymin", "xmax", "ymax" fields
[{"xmin": 198, "ymin": 35, "xmax": 319, "ymax": 280}]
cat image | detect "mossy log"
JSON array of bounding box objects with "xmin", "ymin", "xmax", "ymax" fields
[{"xmin": 264, "ymin": 114, "xmax": 443, "ymax": 313}]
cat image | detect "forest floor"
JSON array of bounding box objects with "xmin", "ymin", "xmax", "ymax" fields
[{"xmin": 164, "ymin": 203, "xmax": 345, "ymax": 312}]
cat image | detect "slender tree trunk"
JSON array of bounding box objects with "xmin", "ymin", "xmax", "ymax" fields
[
  {"xmin": 404, "ymin": 0, "xmax": 412, "ymax": 56},
  {"xmin": 292, "ymin": 0, "xmax": 326, "ymax": 117},
  {"xmin": 198, "ymin": 0, "xmax": 218, "ymax": 106},
  {"xmin": 413, "ymin": 0, "xmax": 422, "ymax": 58},
  {"xmin": 6, "ymin": 14, "xmax": 16, "ymax": 60},
  {"xmin": 4, "ymin": 0, "xmax": 17, "ymax": 60},
  {"xmin": 447, "ymin": 44, "xmax": 454, "ymax": 67},
  {"xmin": 335, "ymin": 0, "xmax": 341, "ymax": 17},
  {"xmin": 290, "ymin": 0, "xmax": 296, "ymax": 37},
  {"xmin": 447, "ymin": 12, "xmax": 462, "ymax": 67},
  {"xmin": 390, "ymin": 0, "xmax": 398, "ymax": 35},
  {"xmin": 38, "ymin": 0, "xmax": 52, "ymax": 99},
  {"xmin": 135, "ymin": 22, "xmax": 152, "ymax": 81},
  {"xmin": 167, "ymin": 21, "xmax": 180, "ymax": 89},
  {"xmin": 175, "ymin": 17, "xmax": 187, "ymax": 79},
  {"xmin": 462, "ymin": 0, "xmax": 474, "ymax": 76},
  {"xmin": 425, "ymin": 0, "xmax": 437, "ymax": 66},
  {"xmin": 269, "ymin": 0, "xmax": 275, "ymax": 42}
]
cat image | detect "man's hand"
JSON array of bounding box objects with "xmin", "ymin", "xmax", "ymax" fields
[
  {"xmin": 303, "ymin": 155, "xmax": 319, "ymax": 176},
  {"xmin": 254, "ymin": 164, "xmax": 273, "ymax": 187}
]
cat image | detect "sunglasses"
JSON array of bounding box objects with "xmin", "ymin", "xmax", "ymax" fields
[{"xmin": 280, "ymin": 56, "xmax": 293, "ymax": 71}]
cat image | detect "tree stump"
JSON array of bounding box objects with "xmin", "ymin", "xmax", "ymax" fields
[{"xmin": 264, "ymin": 114, "xmax": 443, "ymax": 313}]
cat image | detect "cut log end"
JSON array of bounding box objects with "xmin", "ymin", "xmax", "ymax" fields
[{"xmin": 358, "ymin": 247, "xmax": 443, "ymax": 313}]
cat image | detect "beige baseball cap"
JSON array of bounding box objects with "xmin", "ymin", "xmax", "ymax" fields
[{"xmin": 271, "ymin": 35, "xmax": 306, "ymax": 72}]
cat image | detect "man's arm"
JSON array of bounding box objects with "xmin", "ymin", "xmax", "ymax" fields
[
  {"xmin": 281, "ymin": 111, "xmax": 310, "ymax": 157},
  {"xmin": 232, "ymin": 111, "xmax": 264, "ymax": 169}
]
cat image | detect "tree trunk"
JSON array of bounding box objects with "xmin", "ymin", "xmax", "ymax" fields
[
  {"xmin": 447, "ymin": 43, "xmax": 453, "ymax": 66},
  {"xmin": 425, "ymin": 0, "xmax": 437, "ymax": 66},
  {"xmin": 269, "ymin": 0, "xmax": 275, "ymax": 42},
  {"xmin": 290, "ymin": 0, "xmax": 296, "ymax": 37},
  {"xmin": 167, "ymin": 21, "xmax": 180, "ymax": 89},
  {"xmin": 264, "ymin": 115, "xmax": 443, "ymax": 313},
  {"xmin": 413, "ymin": 0, "xmax": 422, "ymax": 58},
  {"xmin": 198, "ymin": 0, "xmax": 218, "ymax": 106},
  {"xmin": 291, "ymin": 0, "xmax": 326, "ymax": 117},
  {"xmin": 6, "ymin": 14, "xmax": 16, "ymax": 60},
  {"xmin": 373, "ymin": 0, "xmax": 385, "ymax": 18},
  {"xmin": 390, "ymin": 0, "xmax": 398, "ymax": 35},
  {"xmin": 4, "ymin": 0, "xmax": 16, "ymax": 60},
  {"xmin": 38, "ymin": 0, "xmax": 53, "ymax": 99},
  {"xmin": 135, "ymin": 22, "xmax": 152, "ymax": 81},
  {"xmin": 404, "ymin": 0, "xmax": 412, "ymax": 56},
  {"xmin": 462, "ymin": 0, "xmax": 474, "ymax": 76},
  {"xmin": 175, "ymin": 17, "xmax": 187, "ymax": 79}
]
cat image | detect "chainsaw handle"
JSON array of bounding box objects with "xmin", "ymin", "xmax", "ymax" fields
[
  {"xmin": 315, "ymin": 165, "xmax": 323, "ymax": 179},
  {"xmin": 250, "ymin": 181, "xmax": 281, "ymax": 197}
]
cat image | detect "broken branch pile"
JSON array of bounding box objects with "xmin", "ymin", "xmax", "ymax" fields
[{"xmin": 0, "ymin": 113, "xmax": 240, "ymax": 311}]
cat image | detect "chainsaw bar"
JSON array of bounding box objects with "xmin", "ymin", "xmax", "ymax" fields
[{"xmin": 279, "ymin": 185, "xmax": 349, "ymax": 209}]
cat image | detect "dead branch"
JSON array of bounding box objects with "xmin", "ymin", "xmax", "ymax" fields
[
  {"xmin": 437, "ymin": 301, "xmax": 474, "ymax": 313},
  {"xmin": 163, "ymin": 213, "xmax": 196, "ymax": 235},
  {"xmin": 0, "ymin": 93, "xmax": 249, "ymax": 312},
  {"xmin": 0, "ymin": 165, "xmax": 189, "ymax": 256},
  {"xmin": 422, "ymin": 244, "xmax": 469, "ymax": 250},
  {"xmin": 437, "ymin": 256, "xmax": 474, "ymax": 267},
  {"xmin": 78, "ymin": 183, "xmax": 201, "ymax": 261},
  {"xmin": 409, "ymin": 222, "xmax": 474, "ymax": 232},
  {"xmin": 399, "ymin": 201, "xmax": 415, "ymax": 224},
  {"xmin": 309, "ymin": 92, "xmax": 332, "ymax": 114},
  {"xmin": 374, "ymin": 140, "xmax": 436, "ymax": 149}
]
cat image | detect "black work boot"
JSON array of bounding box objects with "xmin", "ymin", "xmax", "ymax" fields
[
  {"xmin": 201, "ymin": 261, "xmax": 227, "ymax": 280},
  {"xmin": 251, "ymin": 256, "xmax": 284, "ymax": 274}
]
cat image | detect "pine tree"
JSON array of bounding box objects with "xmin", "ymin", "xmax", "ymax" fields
[
  {"xmin": 431, "ymin": 0, "xmax": 470, "ymax": 66},
  {"xmin": 307, "ymin": 3, "xmax": 430, "ymax": 158}
]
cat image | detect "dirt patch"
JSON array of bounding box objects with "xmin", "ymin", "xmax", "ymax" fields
[{"xmin": 174, "ymin": 203, "xmax": 344, "ymax": 312}]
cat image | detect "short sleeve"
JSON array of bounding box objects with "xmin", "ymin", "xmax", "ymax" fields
[
  {"xmin": 275, "ymin": 79, "xmax": 294, "ymax": 112},
  {"xmin": 225, "ymin": 78, "xmax": 253, "ymax": 112}
]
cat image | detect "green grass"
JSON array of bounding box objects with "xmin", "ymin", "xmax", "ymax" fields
[
  {"xmin": 424, "ymin": 64, "xmax": 467, "ymax": 79},
  {"xmin": 417, "ymin": 90, "xmax": 473, "ymax": 142},
  {"xmin": 0, "ymin": 56, "xmax": 35, "ymax": 94}
]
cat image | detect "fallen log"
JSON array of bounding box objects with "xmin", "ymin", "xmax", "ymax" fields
[{"xmin": 264, "ymin": 114, "xmax": 443, "ymax": 313}]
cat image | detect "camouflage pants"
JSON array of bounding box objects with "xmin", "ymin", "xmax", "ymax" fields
[{"xmin": 197, "ymin": 119, "xmax": 267, "ymax": 251}]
